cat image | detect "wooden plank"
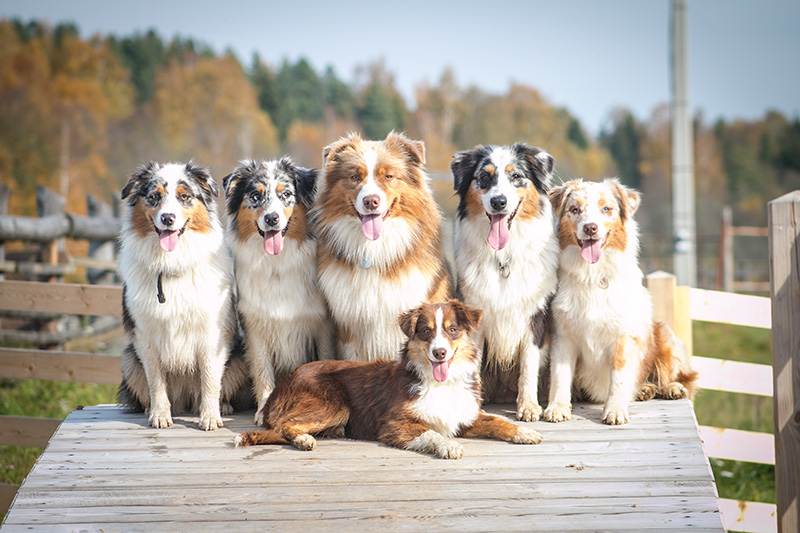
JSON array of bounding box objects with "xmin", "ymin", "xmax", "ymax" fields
[
  {"xmin": 0, "ymin": 416, "xmax": 60, "ymax": 448},
  {"xmin": 698, "ymin": 425, "xmax": 775, "ymax": 464},
  {"xmin": 693, "ymin": 355, "xmax": 774, "ymax": 397},
  {"xmin": 768, "ymin": 189, "xmax": 800, "ymax": 533},
  {"xmin": 0, "ymin": 483, "xmax": 18, "ymax": 518},
  {"xmin": 0, "ymin": 280, "xmax": 121, "ymax": 317},
  {"xmin": 0, "ymin": 347, "xmax": 120, "ymax": 384},
  {"xmin": 718, "ymin": 498, "xmax": 777, "ymax": 533},
  {"xmin": 731, "ymin": 226, "xmax": 770, "ymax": 238},
  {"xmin": 689, "ymin": 287, "xmax": 771, "ymax": 329}
]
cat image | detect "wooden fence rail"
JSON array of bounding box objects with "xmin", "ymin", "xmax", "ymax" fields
[{"xmin": 0, "ymin": 213, "xmax": 119, "ymax": 243}]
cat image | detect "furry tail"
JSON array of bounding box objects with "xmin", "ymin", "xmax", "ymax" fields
[
  {"xmin": 234, "ymin": 428, "xmax": 286, "ymax": 447},
  {"xmin": 647, "ymin": 321, "xmax": 698, "ymax": 399}
]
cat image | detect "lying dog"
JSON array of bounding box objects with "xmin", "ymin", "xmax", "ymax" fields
[
  {"xmin": 544, "ymin": 179, "xmax": 697, "ymax": 425},
  {"xmin": 118, "ymin": 162, "xmax": 248, "ymax": 430},
  {"xmin": 313, "ymin": 131, "xmax": 450, "ymax": 360},
  {"xmin": 235, "ymin": 300, "xmax": 542, "ymax": 458},
  {"xmin": 223, "ymin": 158, "xmax": 334, "ymax": 424},
  {"xmin": 452, "ymin": 143, "xmax": 559, "ymax": 421}
]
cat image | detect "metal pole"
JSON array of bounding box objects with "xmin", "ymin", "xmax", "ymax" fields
[{"xmin": 671, "ymin": 0, "xmax": 696, "ymax": 286}]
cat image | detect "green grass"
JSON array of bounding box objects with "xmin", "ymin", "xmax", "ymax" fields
[{"xmin": 692, "ymin": 321, "xmax": 774, "ymax": 504}]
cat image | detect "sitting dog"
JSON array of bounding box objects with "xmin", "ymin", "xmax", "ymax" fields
[
  {"xmin": 452, "ymin": 143, "xmax": 559, "ymax": 421},
  {"xmin": 223, "ymin": 158, "xmax": 335, "ymax": 424},
  {"xmin": 543, "ymin": 179, "xmax": 697, "ymax": 425},
  {"xmin": 313, "ymin": 131, "xmax": 450, "ymax": 360},
  {"xmin": 118, "ymin": 161, "xmax": 248, "ymax": 430},
  {"xmin": 235, "ymin": 300, "xmax": 542, "ymax": 458}
]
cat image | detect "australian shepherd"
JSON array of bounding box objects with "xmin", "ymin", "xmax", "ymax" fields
[
  {"xmin": 223, "ymin": 158, "xmax": 335, "ymax": 424},
  {"xmin": 118, "ymin": 162, "xmax": 248, "ymax": 430},
  {"xmin": 313, "ymin": 131, "xmax": 450, "ymax": 360},
  {"xmin": 452, "ymin": 144, "xmax": 559, "ymax": 422},
  {"xmin": 544, "ymin": 178, "xmax": 697, "ymax": 425},
  {"xmin": 235, "ymin": 300, "xmax": 542, "ymax": 458}
]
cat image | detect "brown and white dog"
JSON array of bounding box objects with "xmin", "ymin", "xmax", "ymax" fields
[
  {"xmin": 118, "ymin": 162, "xmax": 249, "ymax": 430},
  {"xmin": 452, "ymin": 144, "xmax": 559, "ymax": 422},
  {"xmin": 543, "ymin": 178, "xmax": 697, "ymax": 425},
  {"xmin": 235, "ymin": 300, "xmax": 542, "ymax": 458},
  {"xmin": 223, "ymin": 158, "xmax": 335, "ymax": 425},
  {"xmin": 313, "ymin": 131, "xmax": 450, "ymax": 360}
]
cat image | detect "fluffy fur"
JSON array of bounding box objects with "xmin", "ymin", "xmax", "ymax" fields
[
  {"xmin": 224, "ymin": 158, "xmax": 334, "ymax": 424},
  {"xmin": 235, "ymin": 300, "xmax": 542, "ymax": 458},
  {"xmin": 313, "ymin": 131, "xmax": 450, "ymax": 360},
  {"xmin": 543, "ymin": 179, "xmax": 697, "ymax": 426},
  {"xmin": 452, "ymin": 144, "xmax": 559, "ymax": 422},
  {"xmin": 118, "ymin": 161, "xmax": 247, "ymax": 430}
]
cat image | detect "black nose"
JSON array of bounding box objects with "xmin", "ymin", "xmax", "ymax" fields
[
  {"xmin": 264, "ymin": 212, "xmax": 280, "ymax": 227},
  {"xmin": 490, "ymin": 195, "xmax": 507, "ymax": 211},
  {"xmin": 584, "ymin": 223, "xmax": 598, "ymax": 237},
  {"xmin": 432, "ymin": 348, "xmax": 447, "ymax": 361},
  {"xmin": 160, "ymin": 213, "xmax": 176, "ymax": 227}
]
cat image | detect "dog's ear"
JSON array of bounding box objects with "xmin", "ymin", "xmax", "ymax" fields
[
  {"xmin": 121, "ymin": 161, "xmax": 158, "ymax": 204},
  {"xmin": 607, "ymin": 178, "xmax": 641, "ymax": 220},
  {"xmin": 399, "ymin": 308, "xmax": 421, "ymax": 339},
  {"xmin": 384, "ymin": 131, "xmax": 426, "ymax": 167},
  {"xmin": 222, "ymin": 171, "xmax": 238, "ymax": 197},
  {"xmin": 184, "ymin": 162, "xmax": 217, "ymax": 206},
  {"xmin": 279, "ymin": 156, "xmax": 318, "ymax": 209},
  {"xmin": 451, "ymin": 146, "xmax": 488, "ymax": 193},
  {"xmin": 449, "ymin": 299, "xmax": 483, "ymax": 332},
  {"xmin": 322, "ymin": 133, "xmax": 361, "ymax": 165},
  {"xmin": 512, "ymin": 143, "xmax": 554, "ymax": 192},
  {"xmin": 549, "ymin": 180, "xmax": 582, "ymax": 216}
]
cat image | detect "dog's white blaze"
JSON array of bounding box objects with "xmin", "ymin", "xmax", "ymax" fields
[
  {"xmin": 355, "ymin": 145, "xmax": 387, "ymax": 216},
  {"xmin": 154, "ymin": 164, "xmax": 188, "ymax": 232},
  {"xmin": 479, "ymin": 147, "xmax": 519, "ymax": 215},
  {"xmin": 428, "ymin": 307, "xmax": 451, "ymax": 361},
  {"xmin": 573, "ymin": 184, "xmax": 616, "ymax": 241}
]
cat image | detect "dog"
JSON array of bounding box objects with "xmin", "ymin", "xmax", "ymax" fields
[
  {"xmin": 543, "ymin": 178, "xmax": 697, "ymax": 425},
  {"xmin": 223, "ymin": 158, "xmax": 335, "ymax": 424},
  {"xmin": 313, "ymin": 131, "xmax": 450, "ymax": 360},
  {"xmin": 118, "ymin": 161, "xmax": 248, "ymax": 430},
  {"xmin": 234, "ymin": 300, "xmax": 542, "ymax": 458},
  {"xmin": 451, "ymin": 143, "xmax": 559, "ymax": 422}
]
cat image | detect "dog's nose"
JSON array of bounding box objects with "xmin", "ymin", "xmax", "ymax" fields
[
  {"xmin": 362, "ymin": 195, "xmax": 381, "ymax": 211},
  {"xmin": 583, "ymin": 223, "xmax": 598, "ymax": 237},
  {"xmin": 432, "ymin": 348, "xmax": 447, "ymax": 361},
  {"xmin": 490, "ymin": 195, "xmax": 507, "ymax": 211},
  {"xmin": 264, "ymin": 212, "xmax": 280, "ymax": 227},
  {"xmin": 160, "ymin": 213, "xmax": 176, "ymax": 227}
]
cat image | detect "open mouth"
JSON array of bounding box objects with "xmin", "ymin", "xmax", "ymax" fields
[
  {"xmin": 578, "ymin": 237, "xmax": 605, "ymax": 264},
  {"xmin": 256, "ymin": 223, "xmax": 289, "ymax": 256},
  {"xmin": 357, "ymin": 199, "xmax": 396, "ymax": 241},
  {"xmin": 430, "ymin": 358, "xmax": 450, "ymax": 382},
  {"xmin": 485, "ymin": 203, "xmax": 520, "ymax": 251},
  {"xmin": 154, "ymin": 221, "xmax": 188, "ymax": 253}
]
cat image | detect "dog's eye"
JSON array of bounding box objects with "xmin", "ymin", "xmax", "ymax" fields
[
  {"xmin": 178, "ymin": 193, "xmax": 191, "ymax": 202},
  {"xmin": 249, "ymin": 191, "xmax": 263, "ymax": 204},
  {"xmin": 447, "ymin": 326, "xmax": 458, "ymax": 335},
  {"xmin": 570, "ymin": 206, "xmax": 581, "ymax": 215},
  {"xmin": 511, "ymin": 172, "xmax": 524, "ymax": 182},
  {"xmin": 147, "ymin": 192, "xmax": 160, "ymax": 204},
  {"xmin": 602, "ymin": 206, "xmax": 612, "ymax": 214},
  {"xmin": 384, "ymin": 173, "xmax": 394, "ymax": 181},
  {"xmin": 351, "ymin": 174, "xmax": 360, "ymax": 183},
  {"xmin": 418, "ymin": 326, "xmax": 431, "ymax": 337}
]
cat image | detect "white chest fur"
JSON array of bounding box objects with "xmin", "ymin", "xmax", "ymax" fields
[{"xmin": 409, "ymin": 380, "xmax": 480, "ymax": 438}]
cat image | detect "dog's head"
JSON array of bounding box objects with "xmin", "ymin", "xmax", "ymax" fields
[
  {"xmin": 400, "ymin": 300, "xmax": 482, "ymax": 384},
  {"xmin": 223, "ymin": 158, "xmax": 317, "ymax": 255},
  {"xmin": 549, "ymin": 178, "xmax": 641, "ymax": 264},
  {"xmin": 121, "ymin": 161, "xmax": 217, "ymax": 252},
  {"xmin": 452, "ymin": 144, "xmax": 554, "ymax": 251},
  {"xmin": 319, "ymin": 131, "xmax": 426, "ymax": 241}
]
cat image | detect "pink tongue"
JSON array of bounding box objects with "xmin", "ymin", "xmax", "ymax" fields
[
  {"xmin": 487, "ymin": 214, "xmax": 510, "ymax": 251},
  {"xmin": 263, "ymin": 230, "xmax": 284, "ymax": 255},
  {"xmin": 580, "ymin": 240, "xmax": 602, "ymax": 264},
  {"xmin": 432, "ymin": 360, "xmax": 450, "ymax": 382},
  {"xmin": 159, "ymin": 231, "xmax": 179, "ymax": 252},
  {"xmin": 360, "ymin": 214, "xmax": 383, "ymax": 240}
]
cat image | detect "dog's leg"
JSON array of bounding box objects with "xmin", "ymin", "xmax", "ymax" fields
[
  {"xmin": 379, "ymin": 418, "xmax": 463, "ymax": 459},
  {"xmin": 543, "ymin": 333, "xmax": 577, "ymax": 423},
  {"xmin": 246, "ymin": 331, "xmax": 276, "ymax": 426},
  {"xmin": 137, "ymin": 340, "xmax": 172, "ymax": 428},
  {"xmin": 516, "ymin": 340, "xmax": 543, "ymax": 421},
  {"xmin": 602, "ymin": 336, "xmax": 641, "ymax": 425},
  {"xmin": 461, "ymin": 411, "xmax": 542, "ymax": 444},
  {"xmin": 197, "ymin": 334, "xmax": 226, "ymax": 431},
  {"xmin": 316, "ymin": 320, "xmax": 337, "ymax": 361},
  {"xmin": 279, "ymin": 406, "xmax": 349, "ymax": 451}
]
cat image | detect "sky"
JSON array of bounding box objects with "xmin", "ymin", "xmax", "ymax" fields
[{"xmin": 1, "ymin": 0, "xmax": 797, "ymax": 134}]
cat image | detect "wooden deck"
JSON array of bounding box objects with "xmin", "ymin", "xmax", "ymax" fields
[{"xmin": 3, "ymin": 400, "xmax": 723, "ymax": 532}]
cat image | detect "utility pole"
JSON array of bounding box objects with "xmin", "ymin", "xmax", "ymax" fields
[{"xmin": 671, "ymin": 0, "xmax": 696, "ymax": 286}]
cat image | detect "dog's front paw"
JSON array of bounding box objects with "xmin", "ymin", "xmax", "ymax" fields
[
  {"xmin": 149, "ymin": 408, "xmax": 173, "ymax": 429},
  {"xmin": 512, "ymin": 426, "xmax": 543, "ymax": 445},
  {"xmin": 292, "ymin": 434, "xmax": 317, "ymax": 451},
  {"xmin": 543, "ymin": 402, "xmax": 572, "ymax": 423},
  {"xmin": 665, "ymin": 382, "xmax": 688, "ymax": 400},
  {"xmin": 435, "ymin": 439, "xmax": 464, "ymax": 460},
  {"xmin": 602, "ymin": 403, "xmax": 630, "ymax": 425},
  {"xmin": 636, "ymin": 383, "xmax": 657, "ymax": 401},
  {"xmin": 198, "ymin": 410, "xmax": 224, "ymax": 431},
  {"xmin": 516, "ymin": 399, "xmax": 543, "ymax": 422},
  {"xmin": 254, "ymin": 398, "xmax": 268, "ymax": 425}
]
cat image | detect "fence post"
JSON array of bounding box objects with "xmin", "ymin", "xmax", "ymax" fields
[
  {"xmin": 0, "ymin": 183, "xmax": 7, "ymax": 282},
  {"xmin": 768, "ymin": 190, "xmax": 800, "ymax": 533},
  {"xmin": 86, "ymin": 194, "xmax": 116, "ymax": 285},
  {"xmin": 646, "ymin": 271, "xmax": 693, "ymax": 357},
  {"xmin": 35, "ymin": 187, "xmax": 65, "ymax": 346},
  {"xmin": 718, "ymin": 205, "xmax": 734, "ymax": 292}
]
